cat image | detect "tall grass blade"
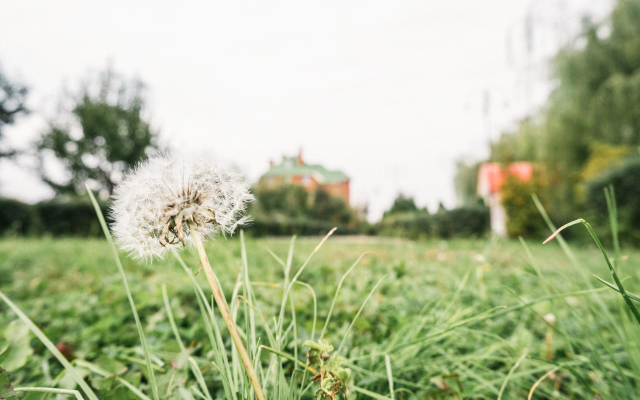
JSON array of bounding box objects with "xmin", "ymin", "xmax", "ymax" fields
[
  {"xmin": 543, "ymin": 217, "xmax": 640, "ymax": 325},
  {"xmin": 162, "ymin": 284, "xmax": 213, "ymax": 400},
  {"xmin": 497, "ymin": 350, "xmax": 527, "ymax": 400},
  {"xmin": 14, "ymin": 387, "xmax": 84, "ymax": 400},
  {"xmin": 173, "ymin": 251, "xmax": 238, "ymax": 400},
  {"xmin": 335, "ymin": 275, "xmax": 386, "ymax": 358},
  {"xmin": 384, "ymin": 354, "xmax": 395, "ymax": 400},
  {"xmin": 604, "ymin": 186, "xmax": 621, "ymax": 262},
  {"xmin": 351, "ymin": 385, "xmax": 394, "ymax": 400},
  {"xmin": 320, "ymin": 252, "xmax": 368, "ymax": 340},
  {"xmin": 593, "ymin": 275, "xmax": 640, "ymax": 302},
  {"xmin": 277, "ymin": 228, "xmax": 336, "ymax": 343},
  {"xmin": 86, "ymin": 185, "xmax": 159, "ymax": 400}
]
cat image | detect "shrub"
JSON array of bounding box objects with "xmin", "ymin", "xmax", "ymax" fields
[
  {"xmin": 586, "ymin": 156, "xmax": 640, "ymax": 243},
  {"xmin": 501, "ymin": 167, "xmax": 548, "ymax": 238},
  {"xmin": 0, "ymin": 198, "xmax": 38, "ymax": 236},
  {"xmin": 375, "ymin": 206, "xmax": 489, "ymax": 240},
  {"xmin": 34, "ymin": 200, "xmax": 110, "ymax": 237},
  {"xmin": 251, "ymin": 184, "xmax": 363, "ymax": 233}
]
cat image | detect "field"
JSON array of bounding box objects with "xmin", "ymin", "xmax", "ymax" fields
[{"xmin": 0, "ymin": 234, "xmax": 639, "ymax": 399}]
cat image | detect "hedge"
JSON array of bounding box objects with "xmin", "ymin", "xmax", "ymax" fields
[
  {"xmin": 0, "ymin": 198, "xmax": 109, "ymax": 237},
  {"xmin": 0, "ymin": 198, "xmax": 364, "ymax": 238},
  {"xmin": 0, "ymin": 198, "xmax": 488, "ymax": 239},
  {"xmin": 247, "ymin": 217, "xmax": 363, "ymax": 237},
  {"xmin": 374, "ymin": 206, "xmax": 489, "ymax": 240}
]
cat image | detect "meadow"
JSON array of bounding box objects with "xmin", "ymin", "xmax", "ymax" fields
[{"xmin": 0, "ymin": 232, "xmax": 639, "ymax": 399}]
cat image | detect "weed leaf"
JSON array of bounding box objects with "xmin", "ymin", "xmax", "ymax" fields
[{"xmin": 0, "ymin": 367, "xmax": 17, "ymax": 399}]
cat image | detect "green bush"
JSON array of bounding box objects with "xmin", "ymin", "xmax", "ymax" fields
[
  {"xmin": 375, "ymin": 206, "xmax": 489, "ymax": 240},
  {"xmin": 35, "ymin": 200, "xmax": 110, "ymax": 237},
  {"xmin": 0, "ymin": 198, "xmax": 111, "ymax": 237},
  {"xmin": 251, "ymin": 184, "xmax": 363, "ymax": 234},
  {"xmin": 586, "ymin": 156, "xmax": 640, "ymax": 242},
  {"xmin": 501, "ymin": 169, "xmax": 548, "ymax": 238},
  {"xmin": 0, "ymin": 198, "xmax": 39, "ymax": 236},
  {"xmin": 247, "ymin": 217, "xmax": 362, "ymax": 237}
]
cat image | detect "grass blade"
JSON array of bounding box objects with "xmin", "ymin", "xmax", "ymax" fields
[
  {"xmin": 162, "ymin": 284, "xmax": 214, "ymax": 400},
  {"xmin": 352, "ymin": 385, "xmax": 394, "ymax": 400},
  {"xmin": 335, "ymin": 275, "xmax": 386, "ymax": 358},
  {"xmin": 497, "ymin": 350, "xmax": 527, "ymax": 400},
  {"xmin": 384, "ymin": 354, "xmax": 395, "ymax": 400},
  {"xmin": 86, "ymin": 185, "xmax": 159, "ymax": 400},
  {"xmin": 320, "ymin": 252, "xmax": 368, "ymax": 340},
  {"xmin": 593, "ymin": 275, "xmax": 640, "ymax": 302},
  {"xmin": 14, "ymin": 387, "xmax": 84, "ymax": 400},
  {"xmin": 543, "ymin": 217, "xmax": 640, "ymax": 325}
]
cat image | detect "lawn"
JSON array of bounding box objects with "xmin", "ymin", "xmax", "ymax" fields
[{"xmin": 0, "ymin": 234, "xmax": 638, "ymax": 399}]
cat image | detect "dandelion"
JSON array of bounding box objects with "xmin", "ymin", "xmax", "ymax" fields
[
  {"xmin": 111, "ymin": 153, "xmax": 266, "ymax": 400},
  {"xmin": 111, "ymin": 153, "xmax": 254, "ymax": 261}
]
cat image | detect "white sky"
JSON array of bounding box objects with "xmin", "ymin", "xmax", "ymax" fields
[{"xmin": 0, "ymin": 0, "xmax": 613, "ymax": 220}]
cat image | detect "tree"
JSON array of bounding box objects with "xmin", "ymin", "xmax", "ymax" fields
[
  {"xmin": 0, "ymin": 66, "xmax": 28, "ymax": 158},
  {"xmin": 383, "ymin": 194, "xmax": 423, "ymax": 218},
  {"xmin": 36, "ymin": 67, "xmax": 158, "ymax": 198}
]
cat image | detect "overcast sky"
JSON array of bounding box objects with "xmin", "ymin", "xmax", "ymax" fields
[{"xmin": 0, "ymin": 0, "xmax": 613, "ymax": 220}]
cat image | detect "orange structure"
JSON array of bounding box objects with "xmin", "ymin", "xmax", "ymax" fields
[{"xmin": 259, "ymin": 150, "xmax": 350, "ymax": 204}]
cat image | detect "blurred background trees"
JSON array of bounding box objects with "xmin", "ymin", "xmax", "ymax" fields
[
  {"xmin": 0, "ymin": 66, "xmax": 28, "ymax": 159},
  {"xmin": 250, "ymin": 184, "xmax": 363, "ymax": 235},
  {"xmin": 458, "ymin": 0, "xmax": 640, "ymax": 241},
  {"xmin": 36, "ymin": 66, "xmax": 158, "ymax": 199}
]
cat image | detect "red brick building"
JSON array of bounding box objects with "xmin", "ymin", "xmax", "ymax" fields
[{"xmin": 259, "ymin": 150, "xmax": 350, "ymax": 204}]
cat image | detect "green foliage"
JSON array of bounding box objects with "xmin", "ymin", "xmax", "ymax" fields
[
  {"xmin": 477, "ymin": 0, "xmax": 640, "ymax": 224},
  {"xmin": 376, "ymin": 206, "xmax": 489, "ymax": 239},
  {"xmin": 255, "ymin": 184, "xmax": 309, "ymax": 218},
  {"xmin": 0, "ymin": 198, "xmax": 38, "ymax": 236},
  {"xmin": 501, "ymin": 171, "xmax": 548, "ymax": 238},
  {"xmin": 249, "ymin": 217, "xmax": 360, "ymax": 236},
  {"xmin": 383, "ymin": 194, "xmax": 421, "ymax": 217},
  {"xmin": 252, "ymin": 184, "xmax": 362, "ymax": 234},
  {"xmin": 0, "ymin": 321, "xmax": 33, "ymax": 371},
  {"xmin": 0, "ymin": 65, "xmax": 28, "ymax": 159},
  {"xmin": 304, "ymin": 339, "xmax": 351, "ymax": 399},
  {"xmin": 36, "ymin": 66, "xmax": 158, "ymax": 197},
  {"xmin": 0, "ymin": 367, "xmax": 17, "ymax": 399},
  {"xmin": 586, "ymin": 156, "xmax": 640, "ymax": 242},
  {"xmin": 0, "ymin": 198, "xmax": 109, "ymax": 237},
  {"xmin": 35, "ymin": 200, "xmax": 110, "ymax": 237},
  {"xmin": 490, "ymin": 117, "xmax": 543, "ymax": 164},
  {"xmin": 2, "ymin": 235, "xmax": 640, "ymax": 398}
]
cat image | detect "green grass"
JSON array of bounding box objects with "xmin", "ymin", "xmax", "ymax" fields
[{"xmin": 1, "ymin": 234, "xmax": 639, "ymax": 399}]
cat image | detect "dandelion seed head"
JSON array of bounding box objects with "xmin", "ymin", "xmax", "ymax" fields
[{"xmin": 110, "ymin": 153, "xmax": 253, "ymax": 261}]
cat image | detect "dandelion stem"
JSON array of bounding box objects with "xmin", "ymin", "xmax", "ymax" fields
[{"xmin": 189, "ymin": 223, "xmax": 266, "ymax": 400}]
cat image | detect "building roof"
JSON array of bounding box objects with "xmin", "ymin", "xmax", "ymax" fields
[{"xmin": 262, "ymin": 156, "xmax": 349, "ymax": 184}]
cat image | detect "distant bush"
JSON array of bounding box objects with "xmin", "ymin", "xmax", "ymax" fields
[
  {"xmin": 383, "ymin": 194, "xmax": 421, "ymax": 217},
  {"xmin": 250, "ymin": 184, "xmax": 364, "ymax": 235},
  {"xmin": 0, "ymin": 198, "xmax": 39, "ymax": 235},
  {"xmin": 501, "ymin": 167, "xmax": 548, "ymax": 238},
  {"xmin": 247, "ymin": 217, "xmax": 363, "ymax": 237},
  {"xmin": 375, "ymin": 206, "xmax": 489, "ymax": 240},
  {"xmin": 0, "ymin": 198, "xmax": 110, "ymax": 237},
  {"xmin": 586, "ymin": 156, "xmax": 640, "ymax": 243},
  {"xmin": 35, "ymin": 200, "xmax": 110, "ymax": 237}
]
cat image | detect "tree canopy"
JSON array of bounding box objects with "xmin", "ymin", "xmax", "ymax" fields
[
  {"xmin": 462, "ymin": 0, "xmax": 640, "ymax": 226},
  {"xmin": 36, "ymin": 67, "xmax": 158, "ymax": 198}
]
